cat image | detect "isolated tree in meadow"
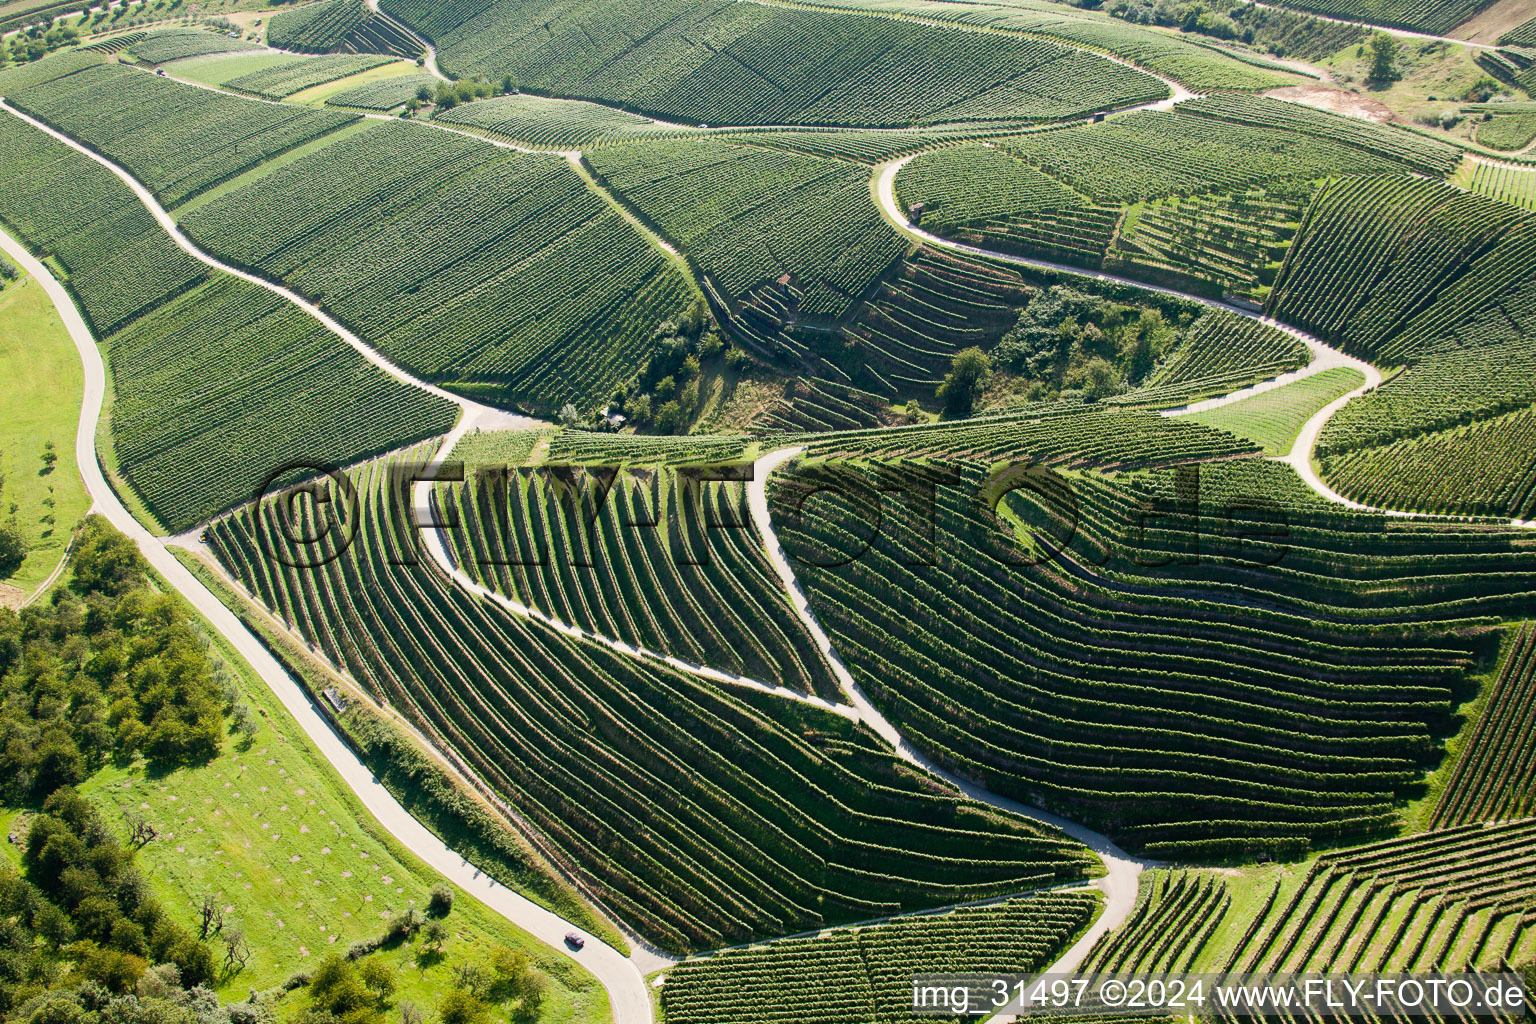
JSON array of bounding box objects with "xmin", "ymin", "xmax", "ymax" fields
[
  {"xmin": 1368, "ymin": 33, "xmax": 1398, "ymax": 83},
  {"xmin": 0, "ymin": 520, "xmax": 25, "ymax": 577},
  {"xmin": 224, "ymin": 923, "xmax": 251, "ymax": 973}
]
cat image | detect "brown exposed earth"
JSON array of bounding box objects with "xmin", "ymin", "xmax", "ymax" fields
[{"xmin": 1266, "ymin": 83, "xmax": 1400, "ymax": 122}]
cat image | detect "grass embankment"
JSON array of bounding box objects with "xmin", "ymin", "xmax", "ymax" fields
[
  {"xmin": 0, "ymin": 268, "xmax": 90, "ymax": 599},
  {"xmin": 1190, "ymin": 366, "xmax": 1365, "ymax": 455}
]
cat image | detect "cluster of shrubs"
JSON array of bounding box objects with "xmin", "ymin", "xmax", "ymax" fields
[{"xmin": 604, "ymin": 299, "xmax": 748, "ymax": 434}]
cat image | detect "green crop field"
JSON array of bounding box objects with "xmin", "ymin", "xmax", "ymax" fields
[
  {"xmin": 124, "ymin": 26, "xmax": 262, "ymax": 64},
  {"xmin": 222, "ymin": 53, "xmax": 398, "ymax": 99},
  {"xmin": 1189, "ymin": 365, "xmax": 1365, "ymax": 455}
]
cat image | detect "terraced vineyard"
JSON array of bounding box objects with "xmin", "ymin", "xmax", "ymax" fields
[
  {"xmin": 206, "ymin": 454, "xmax": 1097, "ymax": 953},
  {"xmin": 268, "ymin": 0, "xmax": 422, "ymax": 57},
  {"xmin": 1226, "ymin": 820, "xmax": 1536, "ymax": 971},
  {"xmin": 1431, "ymin": 625, "xmax": 1536, "ymax": 828},
  {"xmin": 174, "ymin": 118, "xmax": 693, "ymax": 413},
  {"xmin": 438, "ymin": 465, "xmax": 843, "ymax": 698},
  {"xmin": 0, "ymin": 108, "xmax": 455, "ymax": 531},
  {"xmin": 660, "ymin": 892, "xmax": 1099, "ymax": 1024},
  {"xmin": 1455, "ymin": 159, "xmax": 1536, "ymax": 212},
  {"xmin": 381, "ymin": 0, "xmax": 1165, "ymax": 127},
  {"xmin": 769, "ymin": 449, "xmax": 1536, "ymax": 857}
]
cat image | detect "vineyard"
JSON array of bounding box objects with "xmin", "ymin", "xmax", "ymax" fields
[
  {"xmin": 1476, "ymin": 112, "xmax": 1536, "ymax": 151},
  {"xmin": 326, "ymin": 72, "xmax": 437, "ymax": 110},
  {"xmin": 123, "ymin": 26, "xmax": 261, "ymax": 63},
  {"xmin": 586, "ymin": 140, "xmax": 907, "ymax": 322},
  {"xmin": 1431, "ymin": 624, "xmax": 1536, "ymax": 828},
  {"xmin": 720, "ymin": 0, "xmax": 1298, "ymax": 91},
  {"xmin": 894, "ymin": 146, "xmax": 1086, "ymax": 232},
  {"xmin": 660, "ymin": 892, "xmax": 1099, "ymax": 1024},
  {"xmin": 176, "ymin": 119, "xmax": 694, "ymax": 413},
  {"xmin": 1188, "ymin": 366, "xmax": 1366, "ymax": 455},
  {"xmin": 267, "ymin": 0, "xmax": 422, "ymax": 58},
  {"xmin": 8, "ymin": 63, "xmax": 358, "ymax": 207},
  {"xmin": 434, "ymin": 94, "xmax": 692, "ymax": 150},
  {"xmin": 991, "ymin": 100, "xmax": 1453, "ymax": 207},
  {"xmin": 1258, "ymin": 0, "xmax": 1495, "ymax": 35},
  {"xmin": 379, "ymin": 0, "xmax": 1165, "ymax": 128},
  {"xmin": 1082, "ymin": 870, "xmax": 1230, "ymax": 972},
  {"xmin": 767, "ymin": 449, "xmax": 1536, "ymax": 857},
  {"xmin": 1222, "ymin": 820, "xmax": 1536, "ymax": 971},
  {"xmin": 1455, "ymin": 158, "xmax": 1536, "ymax": 212},
  {"xmin": 0, "ymin": 48, "xmax": 103, "ymax": 92},
  {"xmin": 0, "ymin": 110, "xmax": 455, "ymax": 530},
  {"xmin": 436, "ymin": 465, "xmax": 843, "ymax": 698},
  {"xmin": 221, "ymin": 53, "xmax": 398, "ymax": 99},
  {"xmin": 1120, "ymin": 311, "xmax": 1309, "ymax": 409},
  {"xmin": 1268, "ymin": 175, "xmax": 1536, "ymax": 365},
  {"xmin": 1322, "ymin": 406, "xmax": 1536, "ymax": 518},
  {"xmin": 205, "ymin": 453, "xmax": 1096, "ymax": 953}
]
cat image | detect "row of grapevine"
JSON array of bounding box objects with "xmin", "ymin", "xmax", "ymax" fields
[
  {"xmin": 1476, "ymin": 112, "xmax": 1536, "ymax": 151},
  {"xmin": 764, "ymin": 451, "xmax": 1536, "ymax": 856},
  {"xmin": 1183, "ymin": 94, "xmax": 1461, "ymax": 176},
  {"xmin": 0, "ymin": 110, "xmax": 456, "ymax": 531},
  {"xmin": 1322, "ymin": 405, "xmax": 1536, "ymax": 519},
  {"xmin": 661, "ymin": 891, "xmax": 1099, "ymax": 1024},
  {"xmin": 381, "ymin": 0, "xmax": 1165, "ymax": 129},
  {"xmin": 753, "ymin": 377, "xmax": 892, "ymax": 433},
  {"xmin": 1228, "ymin": 820, "xmax": 1536, "ymax": 974},
  {"xmin": 205, "ymin": 453, "xmax": 1096, "ymax": 953},
  {"xmin": 587, "ymin": 139, "xmax": 908, "ymax": 322},
  {"xmin": 1318, "ymin": 341, "xmax": 1536, "ymax": 453},
  {"xmin": 221, "ymin": 53, "xmax": 397, "ymax": 99},
  {"xmin": 1251, "ymin": 0, "xmax": 1494, "ymax": 35},
  {"xmin": 9, "ymin": 62, "xmax": 358, "ymax": 207},
  {"xmin": 543, "ymin": 431, "xmax": 755, "ymax": 466},
  {"xmin": 1083, "ymin": 870, "xmax": 1230, "ymax": 973},
  {"xmin": 169, "ymin": 117, "xmax": 693, "ymax": 414},
  {"xmin": 123, "ymin": 26, "xmax": 260, "ymax": 63},
  {"xmin": 436, "ymin": 466, "xmax": 843, "ymax": 698},
  {"xmin": 1431, "ymin": 624, "xmax": 1536, "ymax": 827}
]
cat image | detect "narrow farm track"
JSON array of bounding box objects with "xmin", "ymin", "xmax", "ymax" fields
[{"xmin": 0, "ymin": 224, "xmax": 655, "ymax": 1024}]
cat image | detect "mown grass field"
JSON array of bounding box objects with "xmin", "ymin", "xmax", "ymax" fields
[
  {"xmin": 0, "ymin": 269, "xmax": 90, "ymax": 596},
  {"xmin": 1190, "ymin": 366, "xmax": 1365, "ymax": 455}
]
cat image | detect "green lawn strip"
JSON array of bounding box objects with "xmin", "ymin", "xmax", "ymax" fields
[
  {"xmin": 0, "ymin": 273, "xmax": 90, "ymax": 594},
  {"xmin": 79, "ymin": 558, "xmax": 610, "ymax": 1022},
  {"xmin": 171, "ymin": 547, "xmax": 630, "ymax": 955},
  {"xmin": 1190, "ymin": 366, "xmax": 1365, "ymax": 456}
]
